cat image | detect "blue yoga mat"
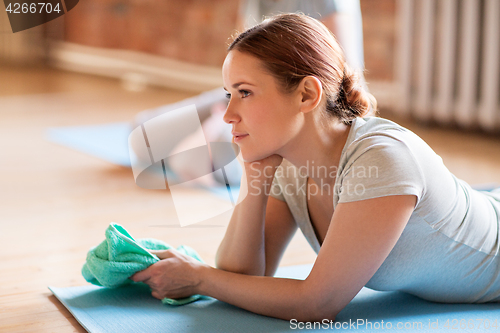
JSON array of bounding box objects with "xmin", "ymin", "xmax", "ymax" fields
[
  {"xmin": 49, "ymin": 263, "xmax": 500, "ymax": 333},
  {"xmin": 46, "ymin": 122, "xmax": 133, "ymax": 167}
]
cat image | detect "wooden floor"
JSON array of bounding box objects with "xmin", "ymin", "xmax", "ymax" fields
[{"xmin": 1, "ymin": 64, "xmax": 499, "ymax": 332}]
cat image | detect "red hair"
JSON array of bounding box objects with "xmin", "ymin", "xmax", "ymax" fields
[{"xmin": 228, "ymin": 13, "xmax": 377, "ymax": 124}]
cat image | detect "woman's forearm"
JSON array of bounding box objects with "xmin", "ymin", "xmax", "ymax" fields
[
  {"xmin": 215, "ymin": 176, "xmax": 271, "ymax": 275},
  {"xmin": 197, "ymin": 265, "xmax": 331, "ymax": 322}
]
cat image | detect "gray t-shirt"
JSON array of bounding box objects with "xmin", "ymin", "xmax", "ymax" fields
[{"xmin": 270, "ymin": 116, "xmax": 500, "ymax": 303}]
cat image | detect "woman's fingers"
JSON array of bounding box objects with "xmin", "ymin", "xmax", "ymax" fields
[
  {"xmin": 130, "ymin": 252, "xmax": 202, "ymax": 301},
  {"xmin": 130, "ymin": 268, "xmax": 150, "ymax": 282},
  {"xmin": 149, "ymin": 249, "xmax": 175, "ymax": 259},
  {"xmin": 151, "ymin": 291, "xmax": 163, "ymax": 300},
  {"xmin": 130, "ymin": 250, "xmax": 174, "ymax": 283}
]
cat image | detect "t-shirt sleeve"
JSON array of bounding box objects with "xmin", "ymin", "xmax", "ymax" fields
[
  {"xmin": 337, "ymin": 136, "xmax": 425, "ymax": 207},
  {"xmin": 269, "ymin": 170, "xmax": 286, "ymax": 202}
]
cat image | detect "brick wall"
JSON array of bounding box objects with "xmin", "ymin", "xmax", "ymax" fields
[
  {"xmin": 361, "ymin": 0, "xmax": 396, "ymax": 82},
  {"xmin": 61, "ymin": 0, "xmax": 396, "ymax": 81},
  {"xmin": 62, "ymin": 0, "xmax": 240, "ymax": 67}
]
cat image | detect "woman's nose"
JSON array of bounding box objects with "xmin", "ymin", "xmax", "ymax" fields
[{"xmin": 222, "ymin": 101, "xmax": 240, "ymax": 124}]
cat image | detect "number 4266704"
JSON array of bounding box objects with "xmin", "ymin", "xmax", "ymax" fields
[{"xmin": 5, "ymin": 3, "xmax": 62, "ymax": 14}]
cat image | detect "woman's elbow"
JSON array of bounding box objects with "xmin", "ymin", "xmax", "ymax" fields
[
  {"xmin": 214, "ymin": 259, "xmax": 264, "ymax": 276},
  {"xmin": 296, "ymin": 282, "xmax": 339, "ymax": 322},
  {"xmin": 296, "ymin": 305, "xmax": 337, "ymax": 323}
]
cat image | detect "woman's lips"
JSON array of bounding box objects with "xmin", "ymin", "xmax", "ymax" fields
[{"xmin": 233, "ymin": 134, "xmax": 248, "ymax": 142}]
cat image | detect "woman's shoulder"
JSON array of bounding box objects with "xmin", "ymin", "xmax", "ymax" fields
[
  {"xmin": 351, "ymin": 116, "xmax": 418, "ymax": 141},
  {"xmin": 339, "ymin": 116, "xmax": 437, "ymax": 181},
  {"xmin": 344, "ymin": 116, "xmax": 428, "ymax": 156},
  {"xmin": 336, "ymin": 117, "xmax": 429, "ymax": 207}
]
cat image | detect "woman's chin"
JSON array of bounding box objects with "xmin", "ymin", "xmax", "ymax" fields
[
  {"xmin": 241, "ymin": 150, "xmax": 274, "ymax": 164},
  {"xmin": 240, "ymin": 150, "xmax": 258, "ymax": 163},
  {"xmin": 240, "ymin": 154, "xmax": 253, "ymax": 163}
]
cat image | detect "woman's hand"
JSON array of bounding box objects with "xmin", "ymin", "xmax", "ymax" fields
[
  {"xmin": 130, "ymin": 249, "xmax": 209, "ymax": 300},
  {"xmin": 236, "ymin": 153, "xmax": 283, "ymax": 200},
  {"xmin": 246, "ymin": 154, "xmax": 283, "ymax": 176},
  {"xmin": 238, "ymin": 152, "xmax": 283, "ymax": 181}
]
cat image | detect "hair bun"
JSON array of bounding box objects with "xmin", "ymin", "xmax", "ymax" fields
[{"xmin": 328, "ymin": 66, "xmax": 378, "ymax": 124}]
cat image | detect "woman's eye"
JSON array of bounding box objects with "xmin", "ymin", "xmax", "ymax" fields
[
  {"xmin": 225, "ymin": 90, "xmax": 250, "ymax": 99},
  {"xmin": 240, "ymin": 90, "xmax": 251, "ymax": 98}
]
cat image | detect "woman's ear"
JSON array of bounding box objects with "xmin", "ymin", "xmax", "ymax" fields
[{"xmin": 298, "ymin": 76, "xmax": 323, "ymax": 114}]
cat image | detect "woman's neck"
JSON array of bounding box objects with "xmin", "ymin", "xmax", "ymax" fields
[{"xmin": 279, "ymin": 114, "xmax": 352, "ymax": 189}]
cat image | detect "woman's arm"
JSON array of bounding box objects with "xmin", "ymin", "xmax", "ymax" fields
[
  {"xmin": 215, "ymin": 155, "xmax": 297, "ymax": 276},
  {"xmin": 196, "ymin": 194, "xmax": 417, "ymax": 321},
  {"xmin": 214, "ymin": 170, "xmax": 268, "ymax": 276},
  {"xmin": 132, "ymin": 194, "xmax": 417, "ymax": 322}
]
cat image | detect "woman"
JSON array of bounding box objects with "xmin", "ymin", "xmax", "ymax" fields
[
  {"xmin": 131, "ymin": 13, "xmax": 500, "ymax": 322},
  {"xmin": 131, "ymin": 0, "xmax": 367, "ymax": 188}
]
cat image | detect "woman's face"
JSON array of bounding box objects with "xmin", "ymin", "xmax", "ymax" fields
[{"xmin": 222, "ymin": 50, "xmax": 303, "ymax": 162}]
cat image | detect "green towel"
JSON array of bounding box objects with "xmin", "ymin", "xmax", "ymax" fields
[{"xmin": 82, "ymin": 222, "xmax": 209, "ymax": 305}]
